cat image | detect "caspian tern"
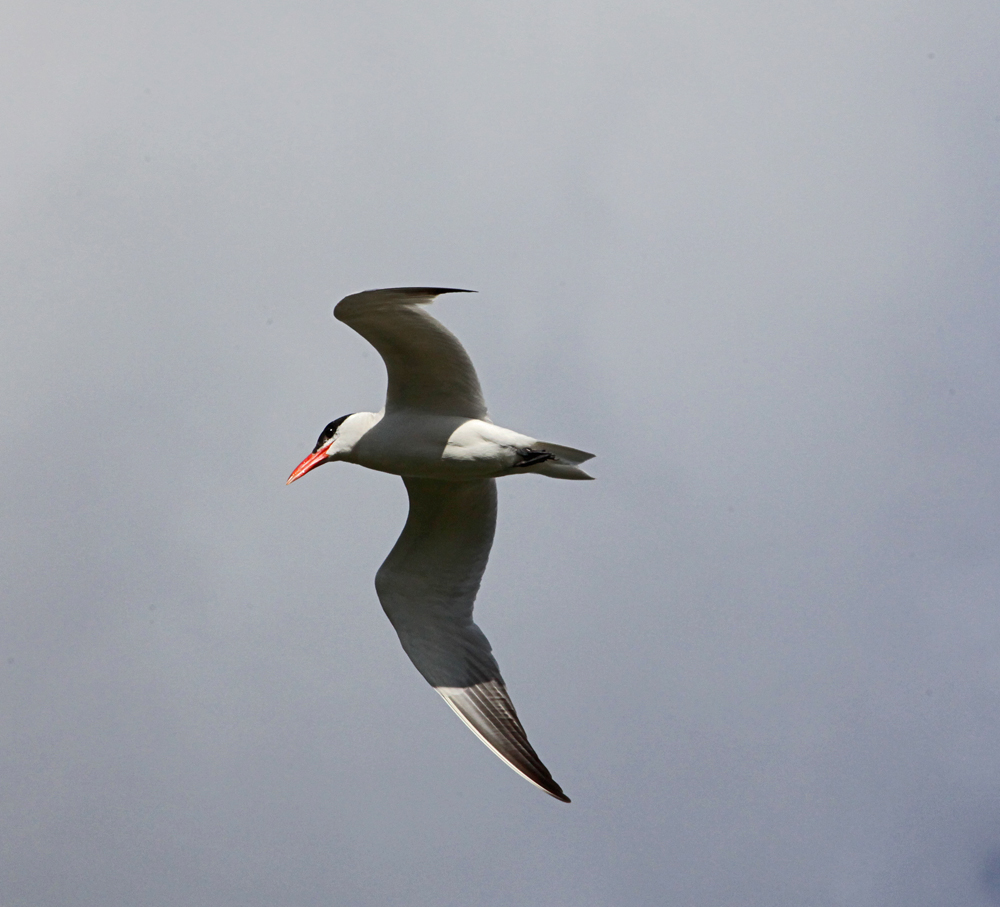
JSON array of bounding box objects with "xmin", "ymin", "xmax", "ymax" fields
[{"xmin": 287, "ymin": 288, "xmax": 594, "ymax": 802}]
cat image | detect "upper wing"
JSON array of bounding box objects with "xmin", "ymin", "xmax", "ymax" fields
[
  {"xmin": 374, "ymin": 476, "xmax": 569, "ymax": 802},
  {"xmin": 334, "ymin": 287, "xmax": 488, "ymax": 418}
]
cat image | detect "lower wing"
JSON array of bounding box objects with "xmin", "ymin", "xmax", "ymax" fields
[{"xmin": 374, "ymin": 476, "xmax": 569, "ymax": 801}]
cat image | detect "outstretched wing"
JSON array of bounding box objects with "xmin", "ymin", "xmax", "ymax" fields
[
  {"xmin": 334, "ymin": 287, "xmax": 488, "ymax": 418},
  {"xmin": 374, "ymin": 476, "xmax": 569, "ymax": 802}
]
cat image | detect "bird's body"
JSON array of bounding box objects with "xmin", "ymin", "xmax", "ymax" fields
[
  {"xmin": 287, "ymin": 287, "xmax": 593, "ymax": 802},
  {"xmin": 324, "ymin": 411, "xmax": 591, "ymax": 481}
]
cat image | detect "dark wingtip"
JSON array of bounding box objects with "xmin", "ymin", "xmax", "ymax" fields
[
  {"xmin": 539, "ymin": 773, "xmax": 571, "ymax": 802},
  {"xmin": 333, "ymin": 287, "xmax": 477, "ymax": 320},
  {"xmin": 403, "ymin": 287, "xmax": 476, "ymax": 296}
]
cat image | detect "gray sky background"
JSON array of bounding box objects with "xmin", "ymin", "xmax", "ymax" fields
[{"xmin": 3, "ymin": 1, "xmax": 1000, "ymax": 904}]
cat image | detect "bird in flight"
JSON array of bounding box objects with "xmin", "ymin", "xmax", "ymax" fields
[{"xmin": 287, "ymin": 287, "xmax": 594, "ymax": 802}]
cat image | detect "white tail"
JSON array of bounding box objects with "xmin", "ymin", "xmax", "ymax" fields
[{"xmin": 534, "ymin": 441, "xmax": 595, "ymax": 480}]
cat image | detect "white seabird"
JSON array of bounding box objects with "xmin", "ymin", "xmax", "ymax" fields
[{"xmin": 287, "ymin": 287, "xmax": 594, "ymax": 802}]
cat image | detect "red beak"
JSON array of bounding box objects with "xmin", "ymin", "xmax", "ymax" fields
[{"xmin": 286, "ymin": 448, "xmax": 329, "ymax": 484}]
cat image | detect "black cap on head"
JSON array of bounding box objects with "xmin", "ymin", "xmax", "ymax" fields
[{"xmin": 313, "ymin": 414, "xmax": 353, "ymax": 453}]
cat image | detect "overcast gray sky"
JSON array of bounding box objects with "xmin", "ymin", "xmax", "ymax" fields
[{"xmin": 3, "ymin": 1, "xmax": 1000, "ymax": 904}]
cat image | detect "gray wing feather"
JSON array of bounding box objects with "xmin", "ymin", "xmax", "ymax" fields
[
  {"xmin": 334, "ymin": 288, "xmax": 488, "ymax": 418},
  {"xmin": 375, "ymin": 477, "xmax": 569, "ymax": 801},
  {"xmin": 437, "ymin": 681, "xmax": 570, "ymax": 802}
]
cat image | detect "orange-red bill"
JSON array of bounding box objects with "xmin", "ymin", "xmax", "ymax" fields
[{"xmin": 286, "ymin": 448, "xmax": 329, "ymax": 484}]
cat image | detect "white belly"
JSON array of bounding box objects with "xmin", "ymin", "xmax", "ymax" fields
[{"xmin": 350, "ymin": 415, "xmax": 536, "ymax": 479}]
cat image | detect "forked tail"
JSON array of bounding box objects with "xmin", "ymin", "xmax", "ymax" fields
[{"xmin": 533, "ymin": 441, "xmax": 595, "ymax": 480}]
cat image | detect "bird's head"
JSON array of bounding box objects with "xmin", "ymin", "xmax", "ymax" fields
[{"xmin": 286, "ymin": 413, "xmax": 357, "ymax": 484}]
